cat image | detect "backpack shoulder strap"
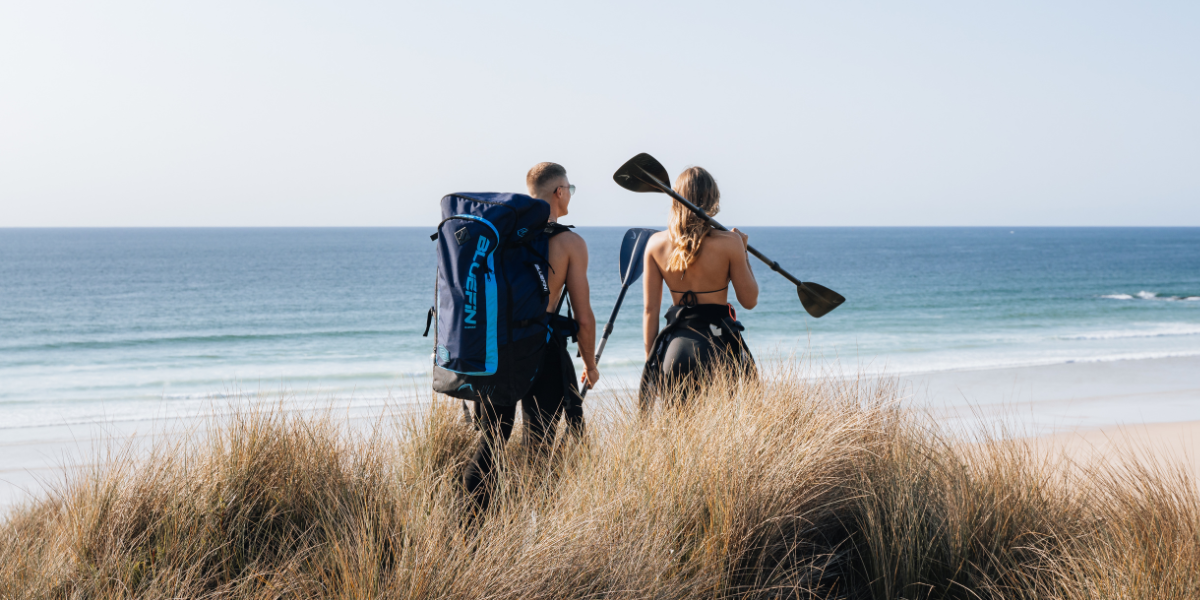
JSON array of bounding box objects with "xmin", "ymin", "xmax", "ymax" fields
[
  {"xmin": 545, "ymin": 222, "xmax": 576, "ymax": 314},
  {"xmin": 545, "ymin": 223, "xmax": 574, "ymax": 238}
]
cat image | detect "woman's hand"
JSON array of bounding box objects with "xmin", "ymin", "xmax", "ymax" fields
[{"xmin": 731, "ymin": 228, "xmax": 749, "ymax": 249}]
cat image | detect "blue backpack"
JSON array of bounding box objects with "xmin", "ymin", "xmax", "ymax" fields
[{"xmin": 424, "ymin": 193, "xmax": 564, "ymax": 405}]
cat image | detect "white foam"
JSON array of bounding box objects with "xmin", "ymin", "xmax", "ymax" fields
[
  {"xmin": 1100, "ymin": 292, "xmax": 1200, "ymax": 302},
  {"xmin": 1056, "ymin": 323, "xmax": 1200, "ymax": 341},
  {"xmin": 870, "ymin": 349, "xmax": 1200, "ymax": 378}
]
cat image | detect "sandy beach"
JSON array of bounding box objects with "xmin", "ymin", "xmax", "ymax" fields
[
  {"xmin": 1032, "ymin": 420, "xmax": 1200, "ymax": 481},
  {"xmin": 905, "ymin": 354, "xmax": 1200, "ymax": 435},
  {"xmin": 4, "ymin": 354, "xmax": 1199, "ymax": 513},
  {"xmin": 913, "ymin": 355, "xmax": 1200, "ymax": 482}
]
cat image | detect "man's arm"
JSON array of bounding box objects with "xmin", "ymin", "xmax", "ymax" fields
[
  {"xmin": 564, "ymin": 234, "xmax": 599, "ymax": 388},
  {"xmin": 642, "ymin": 237, "xmax": 664, "ymax": 358}
]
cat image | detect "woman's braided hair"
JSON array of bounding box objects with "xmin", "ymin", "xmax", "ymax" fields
[{"xmin": 667, "ymin": 166, "xmax": 720, "ymax": 273}]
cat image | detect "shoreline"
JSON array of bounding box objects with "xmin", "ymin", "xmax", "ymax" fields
[
  {"xmin": 4, "ymin": 353, "xmax": 1200, "ymax": 512},
  {"xmin": 7, "ymin": 348, "xmax": 1199, "ymax": 431}
]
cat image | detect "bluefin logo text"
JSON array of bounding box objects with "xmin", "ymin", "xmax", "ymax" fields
[{"xmin": 463, "ymin": 235, "xmax": 491, "ymax": 329}]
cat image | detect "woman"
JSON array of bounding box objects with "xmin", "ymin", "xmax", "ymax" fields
[{"xmin": 639, "ymin": 166, "xmax": 758, "ymax": 408}]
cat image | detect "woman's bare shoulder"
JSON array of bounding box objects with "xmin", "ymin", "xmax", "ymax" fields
[
  {"xmin": 707, "ymin": 229, "xmax": 740, "ymax": 240},
  {"xmin": 647, "ymin": 230, "xmax": 672, "ymax": 248},
  {"xmin": 706, "ymin": 229, "xmax": 743, "ymax": 247}
]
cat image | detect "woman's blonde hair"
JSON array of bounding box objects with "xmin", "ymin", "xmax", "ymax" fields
[{"xmin": 667, "ymin": 166, "xmax": 720, "ymax": 273}]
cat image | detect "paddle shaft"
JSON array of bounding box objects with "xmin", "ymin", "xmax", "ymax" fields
[
  {"xmin": 634, "ymin": 165, "xmax": 809, "ymax": 289},
  {"xmin": 580, "ymin": 281, "xmax": 631, "ymax": 399}
]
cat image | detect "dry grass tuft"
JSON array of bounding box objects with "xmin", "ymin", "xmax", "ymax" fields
[{"xmin": 3, "ymin": 364, "xmax": 1199, "ymax": 599}]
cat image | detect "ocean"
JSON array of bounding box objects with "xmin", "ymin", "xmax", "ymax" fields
[{"xmin": 2, "ymin": 227, "xmax": 1199, "ymax": 431}]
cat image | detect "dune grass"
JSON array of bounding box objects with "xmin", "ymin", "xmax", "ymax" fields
[{"xmin": 3, "ymin": 364, "xmax": 1199, "ymax": 599}]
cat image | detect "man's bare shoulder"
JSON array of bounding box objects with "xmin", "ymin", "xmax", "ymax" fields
[{"xmin": 548, "ymin": 229, "xmax": 588, "ymax": 256}]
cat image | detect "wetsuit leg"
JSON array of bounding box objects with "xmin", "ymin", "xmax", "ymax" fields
[
  {"xmin": 463, "ymin": 400, "xmax": 516, "ymax": 513},
  {"xmin": 662, "ymin": 328, "xmax": 712, "ymax": 378},
  {"xmin": 558, "ymin": 343, "xmax": 585, "ymax": 434},
  {"xmin": 661, "ymin": 327, "xmax": 719, "ymax": 404},
  {"xmin": 520, "ymin": 342, "xmax": 569, "ymax": 457}
]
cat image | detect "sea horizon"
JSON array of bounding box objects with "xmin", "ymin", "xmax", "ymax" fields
[{"xmin": 5, "ymin": 225, "xmax": 1200, "ymax": 229}]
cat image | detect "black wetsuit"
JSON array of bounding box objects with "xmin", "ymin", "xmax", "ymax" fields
[
  {"xmin": 463, "ymin": 314, "xmax": 581, "ymax": 513},
  {"xmin": 639, "ymin": 290, "xmax": 755, "ymax": 409}
]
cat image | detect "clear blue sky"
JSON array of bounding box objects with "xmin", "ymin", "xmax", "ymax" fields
[{"xmin": 2, "ymin": 1, "xmax": 1197, "ymax": 227}]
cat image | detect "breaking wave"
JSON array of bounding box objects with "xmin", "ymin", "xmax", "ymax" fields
[
  {"xmin": 1056, "ymin": 324, "xmax": 1200, "ymax": 341},
  {"xmin": 1100, "ymin": 291, "xmax": 1200, "ymax": 301}
]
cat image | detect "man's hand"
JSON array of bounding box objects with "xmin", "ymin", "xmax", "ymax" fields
[{"xmin": 583, "ymin": 365, "xmax": 600, "ymax": 389}]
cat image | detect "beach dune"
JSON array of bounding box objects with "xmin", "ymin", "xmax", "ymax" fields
[{"xmin": 4, "ymin": 362, "xmax": 1200, "ymax": 598}]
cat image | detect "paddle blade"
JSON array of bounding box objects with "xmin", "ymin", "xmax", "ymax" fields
[
  {"xmin": 619, "ymin": 228, "xmax": 660, "ymax": 285},
  {"xmin": 797, "ymin": 281, "xmax": 846, "ymax": 318},
  {"xmin": 613, "ymin": 153, "xmax": 672, "ymax": 193}
]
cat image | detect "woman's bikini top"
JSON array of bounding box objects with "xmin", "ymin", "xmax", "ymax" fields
[{"xmin": 669, "ymin": 284, "xmax": 729, "ymax": 308}]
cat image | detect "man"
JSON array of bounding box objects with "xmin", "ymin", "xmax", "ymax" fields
[{"xmin": 462, "ymin": 162, "xmax": 599, "ymax": 514}]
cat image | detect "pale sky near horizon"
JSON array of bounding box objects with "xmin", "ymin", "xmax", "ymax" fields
[{"xmin": 2, "ymin": 1, "xmax": 1198, "ymax": 227}]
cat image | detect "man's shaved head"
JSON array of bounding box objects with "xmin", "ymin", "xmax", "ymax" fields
[{"xmin": 526, "ymin": 162, "xmax": 567, "ymax": 198}]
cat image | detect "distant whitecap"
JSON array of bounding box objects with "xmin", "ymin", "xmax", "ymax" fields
[{"xmin": 1056, "ymin": 324, "xmax": 1200, "ymax": 341}]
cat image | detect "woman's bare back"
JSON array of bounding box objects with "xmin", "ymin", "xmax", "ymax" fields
[
  {"xmin": 642, "ymin": 228, "xmax": 758, "ymax": 356},
  {"xmin": 645, "ymin": 229, "xmax": 754, "ymax": 307}
]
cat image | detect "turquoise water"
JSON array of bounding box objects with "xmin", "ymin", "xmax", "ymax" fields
[{"xmin": 2, "ymin": 227, "xmax": 1198, "ymax": 429}]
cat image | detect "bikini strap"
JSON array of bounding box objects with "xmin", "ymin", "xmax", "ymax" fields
[{"xmin": 668, "ymin": 285, "xmax": 729, "ymax": 307}]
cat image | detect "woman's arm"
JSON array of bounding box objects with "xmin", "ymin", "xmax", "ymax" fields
[
  {"xmin": 642, "ymin": 239, "xmax": 664, "ymax": 358},
  {"xmin": 728, "ymin": 228, "xmax": 758, "ymax": 309}
]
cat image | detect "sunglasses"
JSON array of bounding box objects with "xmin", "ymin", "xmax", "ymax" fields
[{"xmin": 558, "ymin": 184, "xmax": 576, "ymax": 196}]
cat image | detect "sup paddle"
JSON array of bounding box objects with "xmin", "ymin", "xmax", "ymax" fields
[
  {"xmin": 612, "ymin": 153, "xmax": 845, "ymax": 318},
  {"xmin": 579, "ymin": 227, "xmax": 659, "ymax": 399}
]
